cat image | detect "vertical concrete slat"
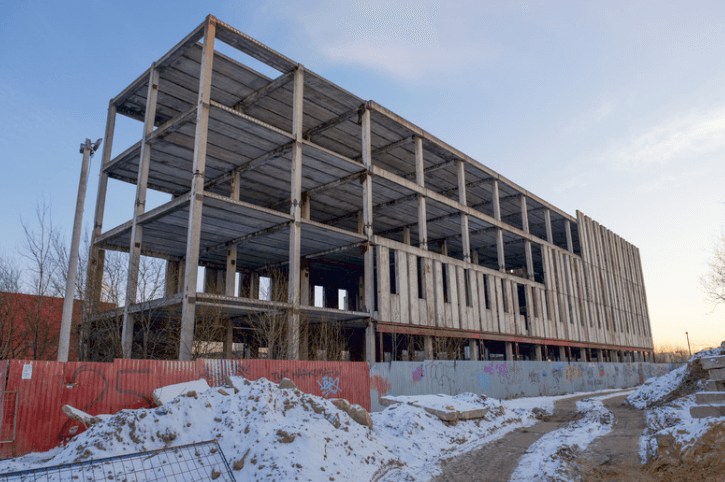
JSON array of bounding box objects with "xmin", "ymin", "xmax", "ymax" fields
[
  {"xmin": 180, "ymin": 17, "xmax": 216, "ymax": 360},
  {"xmin": 122, "ymin": 64, "xmax": 160, "ymax": 359}
]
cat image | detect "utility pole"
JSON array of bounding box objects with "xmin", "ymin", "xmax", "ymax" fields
[
  {"xmin": 685, "ymin": 331, "xmax": 692, "ymax": 357},
  {"xmin": 58, "ymin": 138, "xmax": 101, "ymax": 362}
]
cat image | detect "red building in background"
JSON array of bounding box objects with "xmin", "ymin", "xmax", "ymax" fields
[{"xmin": 0, "ymin": 292, "xmax": 92, "ymax": 361}]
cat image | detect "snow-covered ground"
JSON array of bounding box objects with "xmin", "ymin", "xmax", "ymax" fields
[
  {"xmin": 0, "ymin": 378, "xmax": 634, "ymax": 482},
  {"xmin": 509, "ymin": 391, "xmax": 625, "ymax": 482},
  {"xmin": 627, "ymin": 346, "xmax": 725, "ymax": 467},
  {"xmin": 1, "ymin": 347, "xmax": 721, "ymax": 482}
]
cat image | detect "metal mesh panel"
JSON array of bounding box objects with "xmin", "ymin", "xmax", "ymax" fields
[{"xmin": 0, "ymin": 440, "xmax": 236, "ymax": 482}]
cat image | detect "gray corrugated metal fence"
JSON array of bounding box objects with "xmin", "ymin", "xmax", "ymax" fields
[{"xmin": 369, "ymin": 361, "xmax": 680, "ymax": 412}]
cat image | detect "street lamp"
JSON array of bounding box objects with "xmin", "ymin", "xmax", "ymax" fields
[
  {"xmin": 58, "ymin": 138, "xmax": 102, "ymax": 362},
  {"xmin": 685, "ymin": 331, "xmax": 692, "ymax": 357}
]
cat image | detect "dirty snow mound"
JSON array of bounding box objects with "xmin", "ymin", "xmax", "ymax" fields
[
  {"xmin": 510, "ymin": 396, "xmax": 615, "ymax": 482},
  {"xmin": 0, "ymin": 378, "xmax": 543, "ymax": 482},
  {"xmin": 630, "ymin": 344, "xmax": 725, "ymax": 479}
]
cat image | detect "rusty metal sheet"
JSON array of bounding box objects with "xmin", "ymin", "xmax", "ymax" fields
[
  {"xmin": 5, "ymin": 360, "xmax": 66, "ymax": 456},
  {"xmin": 201, "ymin": 359, "xmax": 371, "ymax": 411}
]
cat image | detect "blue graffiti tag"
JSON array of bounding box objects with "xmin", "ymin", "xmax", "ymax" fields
[
  {"xmin": 478, "ymin": 372, "xmax": 490, "ymax": 391},
  {"xmin": 317, "ymin": 376, "xmax": 341, "ymax": 397}
]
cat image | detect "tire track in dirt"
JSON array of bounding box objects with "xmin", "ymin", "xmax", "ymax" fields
[
  {"xmin": 570, "ymin": 394, "xmax": 658, "ymax": 482},
  {"xmin": 430, "ymin": 393, "xmax": 601, "ymax": 482}
]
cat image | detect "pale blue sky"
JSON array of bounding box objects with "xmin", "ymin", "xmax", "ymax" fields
[{"xmin": 1, "ymin": 1, "xmax": 724, "ymax": 350}]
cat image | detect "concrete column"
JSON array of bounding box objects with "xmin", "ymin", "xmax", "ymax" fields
[
  {"xmin": 534, "ymin": 344, "xmax": 543, "ymax": 361},
  {"xmin": 362, "ymin": 107, "xmax": 376, "ymax": 363},
  {"xmin": 223, "ymin": 172, "xmax": 241, "ymax": 358},
  {"xmin": 287, "ymin": 66, "xmax": 305, "ymax": 360},
  {"xmin": 403, "ymin": 226, "xmax": 411, "ymax": 245},
  {"xmin": 457, "ymin": 160, "xmax": 471, "ymax": 263},
  {"xmin": 469, "ymin": 339, "xmax": 479, "ymax": 360},
  {"xmin": 415, "ymin": 137, "xmax": 427, "ymax": 250},
  {"xmin": 580, "ymin": 347, "xmax": 587, "ymax": 362},
  {"xmin": 85, "ymin": 101, "xmax": 116, "ymax": 354},
  {"xmin": 122, "ymin": 64, "xmax": 160, "ymax": 359},
  {"xmin": 492, "ymin": 180, "xmax": 505, "ymax": 272},
  {"xmin": 165, "ymin": 261, "xmax": 180, "ymax": 296},
  {"xmin": 597, "ymin": 349, "xmax": 604, "ymax": 363},
  {"xmin": 505, "ymin": 341, "xmax": 513, "ymax": 361},
  {"xmin": 559, "ymin": 346, "xmax": 567, "ymax": 361},
  {"xmin": 545, "ymin": 209, "xmax": 553, "ymax": 244},
  {"xmin": 440, "ymin": 240, "xmax": 448, "ymax": 257},
  {"xmin": 565, "ymin": 220, "xmax": 574, "ymax": 253},
  {"xmin": 179, "ymin": 18, "xmax": 216, "ymax": 361},
  {"xmin": 424, "ymin": 335, "xmax": 434, "ymax": 360}
]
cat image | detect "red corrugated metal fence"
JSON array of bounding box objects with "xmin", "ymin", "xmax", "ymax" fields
[{"xmin": 0, "ymin": 359, "xmax": 370, "ymax": 458}]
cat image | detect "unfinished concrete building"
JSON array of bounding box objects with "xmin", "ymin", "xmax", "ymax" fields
[{"xmin": 84, "ymin": 15, "xmax": 655, "ymax": 363}]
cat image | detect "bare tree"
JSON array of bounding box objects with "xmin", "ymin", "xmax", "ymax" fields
[
  {"xmin": 135, "ymin": 256, "xmax": 167, "ymax": 358},
  {"xmin": 0, "ymin": 255, "xmax": 24, "ymax": 359},
  {"xmin": 20, "ymin": 201, "xmax": 63, "ymax": 360},
  {"xmin": 702, "ymin": 231, "xmax": 725, "ymax": 307},
  {"xmin": 309, "ymin": 317, "xmax": 348, "ymax": 361}
]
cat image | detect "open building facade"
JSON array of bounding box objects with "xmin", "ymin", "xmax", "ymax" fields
[{"xmin": 84, "ymin": 16, "xmax": 654, "ymax": 363}]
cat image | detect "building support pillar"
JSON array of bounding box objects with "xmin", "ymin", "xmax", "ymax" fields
[
  {"xmin": 83, "ymin": 101, "xmax": 117, "ymax": 361},
  {"xmin": 505, "ymin": 341, "xmax": 513, "ymax": 361},
  {"xmin": 179, "ymin": 17, "xmax": 216, "ymax": 361},
  {"xmin": 545, "ymin": 209, "xmax": 554, "ymax": 244},
  {"xmin": 565, "ymin": 220, "xmax": 574, "ymax": 253},
  {"xmin": 362, "ymin": 106, "xmax": 376, "ymax": 364},
  {"xmin": 579, "ymin": 347, "xmax": 587, "ymax": 362},
  {"xmin": 287, "ymin": 66, "xmax": 305, "ymax": 360},
  {"xmin": 492, "ymin": 180, "xmax": 505, "ymax": 271},
  {"xmin": 122, "ymin": 64, "xmax": 160, "ymax": 359},
  {"xmin": 223, "ymin": 172, "xmax": 241, "ymax": 359},
  {"xmin": 559, "ymin": 346, "xmax": 567, "ymax": 361},
  {"xmin": 534, "ymin": 344, "xmax": 542, "ymax": 361},
  {"xmin": 469, "ymin": 339, "xmax": 479, "ymax": 360}
]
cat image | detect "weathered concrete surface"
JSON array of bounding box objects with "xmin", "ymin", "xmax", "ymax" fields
[
  {"xmin": 701, "ymin": 356, "xmax": 725, "ymax": 371},
  {"xmin": 695, "ymin": 391, "xmax": 725, "ymax": 404}
]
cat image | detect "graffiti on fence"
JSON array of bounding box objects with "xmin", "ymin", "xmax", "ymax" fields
[
  {"xmin": 317, "ymin": 376, "xmax": 341, "ymax": 397},
  {"xmin": 412, "ymin": 365, "xmax": 424, "ymax": 382},
  {"xmin": 477, "ymin": 373, "xmax": 490, "ymax": 391},
  {"xmin": 370, "ymin": 375, "xmax": 392, "ymax": 398},
  {"xmin": 564, "ymin": 365, "xmax": 583, "ymax": 383}
]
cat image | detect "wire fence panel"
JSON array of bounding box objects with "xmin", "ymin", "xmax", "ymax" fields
[{"xmin": 0, "ymin": 440, "xmax": 236, "ymax": 482}]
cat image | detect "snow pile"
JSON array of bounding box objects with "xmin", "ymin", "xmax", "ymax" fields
[
  {"xmin": 627, "ymin": 364, "xmax": 687, "ymax": 409},
  {"xmin": 0, "ymin": 377, "xmax": 539, "ymax": 482},
  {"xmin": 627, "ymin": 345, "xmax": 725, "ymax": 479},
  {"xmin": 509, "ymin": 394, "xmax": 616, "ymax": 482},
  {"xmin": 375, "ymin": 393, "xmax": 538, "ymax": 481}
]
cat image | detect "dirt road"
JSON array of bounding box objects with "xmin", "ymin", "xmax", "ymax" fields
[
  {"xmin": 430, "ymin": 393, "xmax": 596, "ymax": 482},
  {"xmin": 569, "ymin": 394, "xmax": 658, "ymax": 482},
  {"xmin": 430, "ymin": 391, "xmax": 656, "ymax": 482}
]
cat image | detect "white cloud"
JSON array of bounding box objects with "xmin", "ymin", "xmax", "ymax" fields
[
  {"xmin": 270, "ymin": 0, "xmax": 504, "ymax": 83},
  {"xmin": 600, "ymin": 105, "xmax": 725, "ymax": 173}
]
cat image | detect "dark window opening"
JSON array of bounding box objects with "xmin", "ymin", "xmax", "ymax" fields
[
  {"xmin": 502, "ymin": 281, "xmax": 509, "ymax": 313},
  {"xmin": 442, "ymin": 264, "xmax": 449, "ymax": 303},
  {"xmin": 464, "ymin": 270, "xmax": 472, "ymax": 307},
  {"xmin": 389, "ymin": 251, "xmax": 398, "ymax": 295},
  {"xmin": 417, "ymin": 256, "xmax": 425, "ymax": 299},
  {"xmin": 482, "ymin": 276, "xmax": 490, "ymax": 309}
]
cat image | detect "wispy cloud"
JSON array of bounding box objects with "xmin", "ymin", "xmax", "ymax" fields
[
  {"xmin": 599, "ymin": 105, "xmax": 725, "ymax": 173},
  {"xmin": 270, "ymin": 0, "xmax": 504, "ymax": 83}
]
